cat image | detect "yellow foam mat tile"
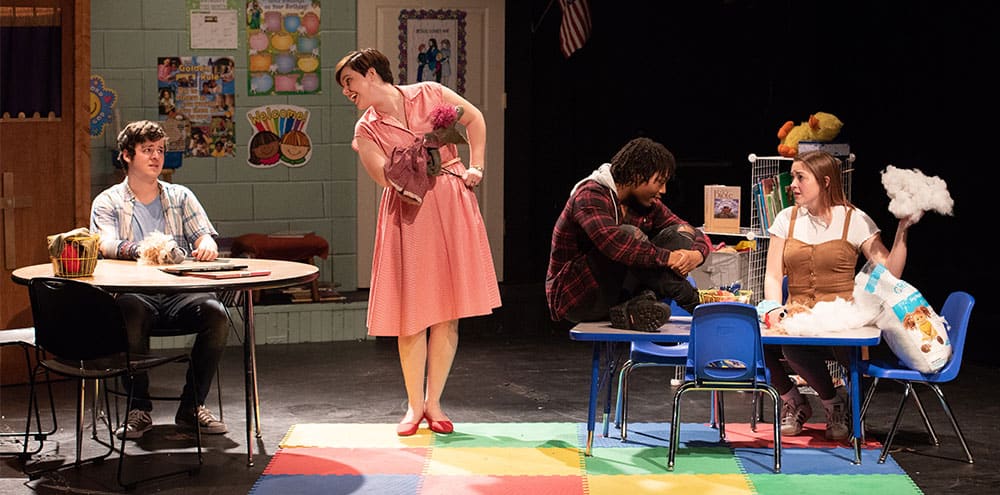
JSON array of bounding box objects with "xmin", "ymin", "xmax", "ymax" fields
[
  {"xmin": 587, "ymin": 474, "xmax": 753, "ymax": 495},
  {"xmin": 426, "ymin": 447, "xmax": 583, "ymax": 476},
  {"xmin": 279, "ymin": 423, "xmax": 433, "ymax": 448}
]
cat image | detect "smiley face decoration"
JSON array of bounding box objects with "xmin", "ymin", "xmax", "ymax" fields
[{"xmin": 89, "ymin": 75, "xmax": 117, "ymax": 137}]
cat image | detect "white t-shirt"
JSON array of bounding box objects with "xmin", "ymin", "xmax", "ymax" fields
[{"xmin": 768, "ymin": 205, "xmax": 880, "ymax": 248}]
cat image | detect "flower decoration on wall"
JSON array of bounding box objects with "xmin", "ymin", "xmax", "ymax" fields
[{"xmin": 89, "ymin": 75, "xmax": 117, "ymax": 137}]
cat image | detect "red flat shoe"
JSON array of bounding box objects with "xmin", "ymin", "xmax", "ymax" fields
[
  {"xmin": 396, "ymin": 417, "xmax": 421, "ymax": 436},
  {"xmin": 424, "ymin": 414, "xmax": 454, "ymax": 434}
]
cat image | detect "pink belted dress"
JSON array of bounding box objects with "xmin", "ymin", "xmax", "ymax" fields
[{"xmin": 352, "ymin": 82, "xmax": 501, "ymax": 337}]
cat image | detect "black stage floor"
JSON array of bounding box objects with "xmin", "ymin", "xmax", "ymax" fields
[{"xmin": 1, "ymin": 284, "xmax": 997, "ymax": 494}]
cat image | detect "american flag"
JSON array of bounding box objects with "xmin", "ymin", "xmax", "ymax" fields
[{"xmin": 558, "ymin": 0, "xmax": 591, "ymax": 58}]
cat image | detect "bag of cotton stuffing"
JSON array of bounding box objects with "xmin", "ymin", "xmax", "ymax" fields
[{"xmin": 855, "ymin": 260, "xmax": 951, "ymax": 373}]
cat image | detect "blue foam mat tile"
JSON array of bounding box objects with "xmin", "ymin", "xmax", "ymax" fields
[
  {"xmin": 586, "ymin": 422, "xmax": 724, "ymax": 449},
  {"xmin": 736, "ymin": 447, "xmax": 907, "ymax": 475},
  {"xmin": 249, "ymin": 474, "xmax": 420, "ymax": 495}
]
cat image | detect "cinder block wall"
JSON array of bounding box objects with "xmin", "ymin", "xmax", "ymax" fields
[{"xmin": 88, "ymin": 0, "xmax": 360, "ymax": 291}]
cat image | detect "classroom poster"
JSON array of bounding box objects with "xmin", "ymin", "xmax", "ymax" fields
[
  {"xmin": 158, "ymin": 56, "xmax": 236, "ymax": 159},
  {"xmin": 247, "ymin": 0, "xmax": 321, "ymax": 96},
  {"xmin": 245, "ymin": 104, "xmax": 313, "ymax": 168},
  {"xmin": 397, "ymin": 9, "xmax": 467, "ymax": 94}
]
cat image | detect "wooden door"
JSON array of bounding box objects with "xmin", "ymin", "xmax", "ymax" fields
[{"xmin": 0, "ymin": 0, "xmax": 89, "ymax": 379}]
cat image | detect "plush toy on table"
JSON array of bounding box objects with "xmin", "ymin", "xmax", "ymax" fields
[
  {"xmin": 137, "ymin": 231, "xmax": 186, "ymax": 265},
  {"xmin": 758, "ymin": 300, "xmax": 812, "ymax": 334},
  {"xmin": 776, "ymin": 111, "xmax": 844, "ymax": 157}
]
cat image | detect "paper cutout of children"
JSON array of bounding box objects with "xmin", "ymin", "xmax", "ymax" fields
[
  {"xmin": 279, "ymin": 130, "xmax": 311, "ymax": 165},
  {"xmin": 248, "ymin": 131, "xmax": 281, "ymax": 166}
]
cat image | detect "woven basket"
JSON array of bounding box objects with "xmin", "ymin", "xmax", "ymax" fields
[
  {"xmin": 698, "ymin": 289, "xmax": 753, "ymax": 304},
  {"xmin": 51, "ymin": 233, "xmax": 100, "ymax": 277}
]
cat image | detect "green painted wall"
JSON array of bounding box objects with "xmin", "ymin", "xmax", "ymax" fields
[{"xmin": 89, "ymin": 0, "xmax": 359, "ymax": 290}]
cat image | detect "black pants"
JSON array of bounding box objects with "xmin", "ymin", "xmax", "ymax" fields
[
  {"xmin": 565, "ymin": 224, "xmax": 700, "ymax": 323},
  {"xmin": 764, "ymin": 344, "xmax": 851, "ymax": 400},
  {"xmin": 116, "ymin": 292, "xmax": 229, "ymax": 412}
]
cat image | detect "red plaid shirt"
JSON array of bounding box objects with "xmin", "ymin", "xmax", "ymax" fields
[{"xmin": 545, "ymin": 179, "xmax": 709, "ymax": 321}]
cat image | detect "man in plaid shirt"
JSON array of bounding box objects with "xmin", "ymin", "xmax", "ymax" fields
[
  {"xmin": 91, "ymin": 120, "xmax": 229, "ymax": 441},
  {"xmin": 546, "ymin": 137, "xmax": 710, "ymax": 331}
]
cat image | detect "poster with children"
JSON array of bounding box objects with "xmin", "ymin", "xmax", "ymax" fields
[
  {"xmin": 397, "ymin": 9, "xmax": 466, "ymax": 94},
  {"xmin": 247, "ymin": 0, "xmax": 321, "ymax": 96},
  {"xmin": 245, "ymin": 104, "xmax": 312, "ymax": 168},
  {"xmin": 157, "ymin": 55, "xmax": 236, "ymax": 158}
]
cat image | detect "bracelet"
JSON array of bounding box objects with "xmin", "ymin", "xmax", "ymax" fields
[{"xmin": 470, "ymin": 164, "xmax": 484, "ymax": 172}]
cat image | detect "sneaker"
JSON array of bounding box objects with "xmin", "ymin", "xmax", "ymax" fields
[
  {"xmin": 115, "ymin": 409, "xmax": 153, "ymax": 440},
  {"xmin": 779, "ymin": 399, "xmax": 812, "ymax": 436},
  {"xmin": 175, "ymin": 405, "xmax": 228, "ymax": 435},
  {"xmin": 823, "ymin": 396, "xmax": 850, "ymax": 441},
  {"xmin": 609, "ymin": 290, "xmax": 671, "ymax": 332}
]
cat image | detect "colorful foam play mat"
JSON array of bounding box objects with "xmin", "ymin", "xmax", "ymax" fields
[{"xmin": 248, "ymin": 422, "xmax": 921, "ymax": 494}]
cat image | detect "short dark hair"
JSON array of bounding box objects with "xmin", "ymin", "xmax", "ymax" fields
[
  {"xmin": 116, "ymin": 120, "xmax": 166, "ymax": 167},
  {"xmin": 335, "ymin": 48, "xmax": 394, "ymax": 86},
  {"xmin": 609, "ymin": 137, "xmax": 675, "ymax": 187}
]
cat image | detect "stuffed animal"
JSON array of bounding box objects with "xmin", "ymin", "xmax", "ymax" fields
[
  {"xmin": 776, "ymin": 111, "xmax": 844, "ymax": 157},
  {"xmin": 137, "ymin": 231, "xmax": 186, "ymax": 265},
  {"xmin": 762, "ymin": 301, "xmax": 811, "ymax": 334}
]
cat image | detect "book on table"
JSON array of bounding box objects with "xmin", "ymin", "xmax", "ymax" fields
[
  {"xmin": 160, "ymin": 262, "xmax": 249, "ymax": 275},
  {"xmin": 703, "ymin": 184, "xmax": 741, "ymax": 234},
  {"xmin": 185, "ymin": 270, "xmax": 271, "ymax": 279}
]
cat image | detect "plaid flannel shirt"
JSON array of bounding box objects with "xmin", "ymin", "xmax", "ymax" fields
[
  {"xmin": 90, "ymin": 178, "xmax": 218, "ymax": 259},
  {"xmin": 545, "ymin": 179, "xmax": 709, "ymax": 321}
]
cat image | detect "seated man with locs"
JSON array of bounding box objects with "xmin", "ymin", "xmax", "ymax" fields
[{"xmin": 546, "ymin": 137, "xmax": 709, "ymax": 331}]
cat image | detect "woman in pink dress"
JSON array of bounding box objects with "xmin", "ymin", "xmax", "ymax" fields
[{"xmin": 335, "ymin": 48, "xmax": 501, "ymax": 436}]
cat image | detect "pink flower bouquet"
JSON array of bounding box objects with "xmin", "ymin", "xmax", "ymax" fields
[{"xmin": 423, "ymin": 105, "xmax": 467, "ymax": 175}]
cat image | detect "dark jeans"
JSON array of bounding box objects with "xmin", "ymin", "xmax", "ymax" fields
[
  {"xmin": 764, "ymin": 344, "xmax": 850, "ymax": 400},
  {"xmin": 116, "ymin": 292, "xmax": 229, "ymax": 412},
  {"xmin": 564, "ymin": 224, "xmax": 700, "ymax": 323}
]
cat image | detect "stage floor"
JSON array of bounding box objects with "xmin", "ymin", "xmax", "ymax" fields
[{"xmin": 2, "ymin": 284, "xmax": 997, "ymax": 494}]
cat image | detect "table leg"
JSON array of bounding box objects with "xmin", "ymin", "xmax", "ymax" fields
[
  {"xmin": 585, "ymin": 343, "xmax": 601, "ymax": 456},
  {"xmin": 75, "ymin": 379, "xmax": 84, "ymax": 465},
  {"xmin": 850, "ymin": 346, "xmax": 863, "ymax": 464},
  {"xmin": 243, "ymin": 289, "xmax": 255, "ymax": 467},
  {"xmin": 601, "ymin": 342, "xmax": 617, "ymax": 438},
  {"xmin": 250, "ymin": 304, "xmax": 262, "ymax": 438}
]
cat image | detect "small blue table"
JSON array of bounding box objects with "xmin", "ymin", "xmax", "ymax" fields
[{"xmin": 569, "ymin": 318, "xmax": 881, "ymax": 464}]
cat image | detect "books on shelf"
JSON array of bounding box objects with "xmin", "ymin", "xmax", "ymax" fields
[
  {"xmin": 753, "ymin": 170, "xmax": 797, "ymax": 236},
  {"xmin": 752, "ymin": 181, "xmax": 768, "ymax": 234},
  {"xmin": 776, "ymin": 171, "xmax": 793, "ymax": 209},
  {"xmin": 281, "ymin": 285, "xmax": 347, "ymax": 302},
  {"xmin": 703, "ymin": 185, "xmax": 741, "ymax": 234}
]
